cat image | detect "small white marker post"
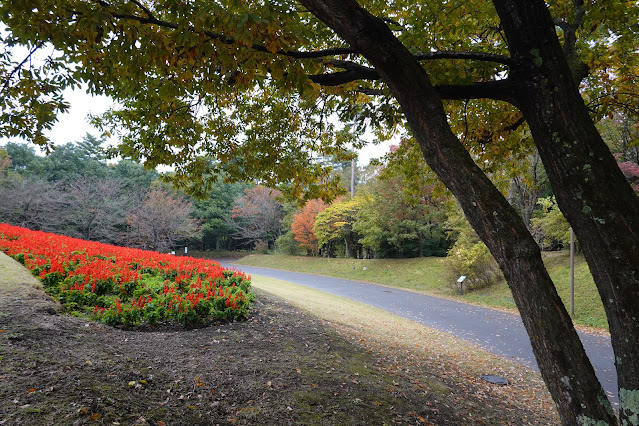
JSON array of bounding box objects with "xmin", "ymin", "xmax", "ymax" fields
[
  {"xmin": 185, "ymin": 246, "xmax": 188, "ymax": 255},
  {"xmin": 457, "ymin": 275, "xmax": 467, "ymax": 296}
]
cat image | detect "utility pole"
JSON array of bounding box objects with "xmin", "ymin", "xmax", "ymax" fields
[{"xmin": 351, "ymin": 158, "xmax": 355, "ymax": 199}]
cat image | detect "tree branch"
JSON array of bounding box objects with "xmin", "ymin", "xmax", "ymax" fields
[
  {"xmin": 414, "ymin": 51, "xmax": 513, "ymax": 66},
  {"xmin": 1, "ymin": 42, "xmax": 45, "ymax": 96},
  {"xmin": 435, "ymin": 80, "xmax": 519, "ymax": 104},
  {"xmin": 358, "ymin": 81, "xmax": 519, "ymax": 104},
  {"xmin": 502, "ymin": 115, "xmax": 526, "ymax": 132},
  {"xmin": 310, "ymin": 61, "xmax": 380, "ymax": 85},
  {"xmin": 371, "ymin": 81, "xmax": 519, "ymax": 104},
  {"xmin": 314, "ymin": 61, "xmax": 518, "ymax": 104},
  {"xmin": 381, "ymin": 16, "xmax": 404, "ymax": 29},
  {"xmin": 356, "ymin": 87, "xmax": 384, "ymax": 96},
  {"xmin": 553, "ymin": 0, "xmax": 587, "ymax": 83}
]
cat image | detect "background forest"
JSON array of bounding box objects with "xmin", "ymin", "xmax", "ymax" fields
[{"xmin": 1, "ymin": 111, "xmax": 638, "ymax": 293}]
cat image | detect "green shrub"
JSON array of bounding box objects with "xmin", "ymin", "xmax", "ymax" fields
[
  {"xmin": 443, "ymin": 203, "xmax": 502, "ymax": 292},
  {"xmin": 443, "ymin": 236, "xmax": 502, "ymax": 292},
  {"xmin": 275, "ymin": 232, "xmax": 304, "ymax": 255}
]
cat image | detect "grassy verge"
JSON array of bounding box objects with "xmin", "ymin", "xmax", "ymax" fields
[
  {"xmin": 188, "ymin": 249, "xmax": 253, "ymax": 259},
  {"xmin": 234, "ymin": 252, "xmax": 608, "ymax": 330},
  {"xmin": 237, "ymin": 255, "xmax": 449, "ymax": 292}
]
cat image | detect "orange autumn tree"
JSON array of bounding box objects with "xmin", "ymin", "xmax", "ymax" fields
[{"xmin": 291, "ymin": 199, "xmax": 327, "ymax": 256}]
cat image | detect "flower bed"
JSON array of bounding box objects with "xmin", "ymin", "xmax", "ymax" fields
[{"xmin": 0, "ymin": 223, "xmax": 253, "ymax": 326}]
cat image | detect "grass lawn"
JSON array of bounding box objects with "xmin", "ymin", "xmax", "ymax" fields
[{"xmin": 233, "ymin": 251, "xmax": 608, "ymax": 330}]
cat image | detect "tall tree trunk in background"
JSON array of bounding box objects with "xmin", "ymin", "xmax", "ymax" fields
[
  {"xmin": 300, "ymin": 0, "xmax": 625, "ymax": 423},
  {"xmin": 507, "ymin": 152, "xmax": 544, "ymax": 230}
]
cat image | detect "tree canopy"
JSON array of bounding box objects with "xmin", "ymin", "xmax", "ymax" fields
[
  {"xmin": 2, "ymin": 1, "xmax": 639, "ymax": 423},
  {"xmin": 1, "ymin": 1, "xmax": 636, "ymax": 192}
]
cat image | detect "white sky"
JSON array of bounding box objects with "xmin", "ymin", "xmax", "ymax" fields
[{"xmin": 45, "ymin": 89, "xmax": 115, "ymax": 146}]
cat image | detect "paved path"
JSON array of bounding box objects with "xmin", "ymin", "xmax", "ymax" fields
[{"xmin": 221, "ymin": 262, "xmax": 617, "ymax": 405}]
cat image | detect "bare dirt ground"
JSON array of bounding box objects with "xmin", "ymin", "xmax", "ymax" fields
[{"xmin": 0, "ymin": 253, "xmax": 559, "ymax": 425}]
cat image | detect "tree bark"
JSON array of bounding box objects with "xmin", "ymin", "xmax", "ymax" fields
[
  {"xmin": 492, "ymin": 1, "xmax": 639, "ymax": 423},
  {"xmin": 299, "ymin": 0, "xmax": 617, "ymax": 423}
]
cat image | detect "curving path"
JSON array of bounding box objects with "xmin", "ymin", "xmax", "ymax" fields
[{"xmin": 220, "ymin": 262, "xmax": 617, "ymax": 405}]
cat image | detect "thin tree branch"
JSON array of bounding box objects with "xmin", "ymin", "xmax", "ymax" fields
[
  {"xmin": 310, "ymin": 61, "xmax": 380, "ymax": 86},
  {"xmin": 128, "ymin": 0, "xmax": 153, "ymax": 18},
  {"xmin": 356, "ymin": 87, "xmax": 384, "ymax": 96},
  {"xmin": 554, "ymin": 0, "xmax": 584, "ymax": 66},
  {"xmin": 90, "ymin": 0, "xmax": 357, "ymax": 59},
  {"xmin": 1, "ymin": 42, "xmax": 45, "ymax": 96},
  {"xmin": 503, "ymin": 115, "xmax": 526, "ymax": 132},
  {"xmin": 381, "ymin": 16, "xmax": 404, "ymax": 29}
]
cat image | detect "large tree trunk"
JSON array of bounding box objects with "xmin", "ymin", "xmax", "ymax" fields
[
  {"xmin": 492, "ymin": 1, "xmax": 639, "ymax": 423},
  {"xmin": 300, "ymin": 0, "xmax": 617, "ymax": 423}
]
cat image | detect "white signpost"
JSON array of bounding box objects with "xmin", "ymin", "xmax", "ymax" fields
[{"xmin": 457, "ymin": 275, "xmax": 467, "ymax": 296}]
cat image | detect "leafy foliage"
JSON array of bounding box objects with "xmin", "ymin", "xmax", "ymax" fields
[
  {"xmin": 313, "ymin": 197, "xmax": 365, "ymax": 258},
  {"xmin": 291, "ymin": 199, "xmax": 327, "ymax": 255},
  {"xmin": 530, "ymin": 197, "xmax": 572, "ymax": 251},
  {"xmin": 443, "ymin": 204, "xmax": 502, "ymax": 291},
  {"xmin": 0, "ymin": 148, "xmax": 10, "ymax": 177},
  {"xmin": 0, "ymin": 33, "xmax": 71, "ymax": 148},
  {"xmin": 355, "ymin": 160, "xmax": 448, "ymax": 258},
  {"xmin": 614, "ymin": 153, "xmax": 639, "ymax": 193},
  {"xmin": 274, "ymin": 230, "xmax": 303, "ymax": 255},
  {"xmin": 191, "ymin": 178, "xmax": 249, "ymax": 251}
]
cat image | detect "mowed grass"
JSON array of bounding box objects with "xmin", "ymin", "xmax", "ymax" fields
[{"xmin": 234, "ymin": 251, "xmax": 608, "ymax": 330}]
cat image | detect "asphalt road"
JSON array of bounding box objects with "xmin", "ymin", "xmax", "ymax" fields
[{"xmin": 220, "ymin": 262, "xmax": 618, "ymax": 405}]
